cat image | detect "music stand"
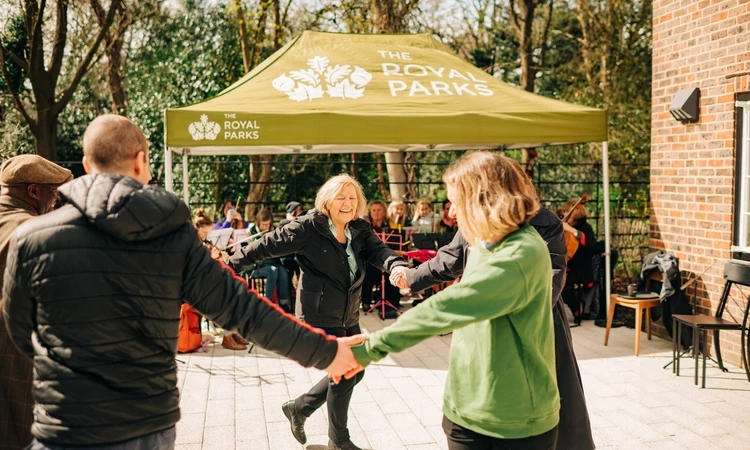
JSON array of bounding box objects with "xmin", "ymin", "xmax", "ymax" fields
[{"xmin": 365, "ymin": 229, "xmax": 403, "ymax": 320}]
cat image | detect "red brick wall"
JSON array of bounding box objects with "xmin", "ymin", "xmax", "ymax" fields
[{"xmin": 651, "ymin": 0, "xmax": 750, "ymax": 365}]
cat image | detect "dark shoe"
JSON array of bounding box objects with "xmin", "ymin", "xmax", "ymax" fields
[
  {"xmin": 282, "ymin": 400, "xmax": 307, "ymax": 445},
  {"xmin": 328, "ymin": 439, "xmax": 363, "ymax": 450}
]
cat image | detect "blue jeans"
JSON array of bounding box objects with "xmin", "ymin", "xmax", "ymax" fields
[
  {"xmin": 252, "ymin": 264, "xmax": 289, "ymax": 303},
  {"xmin": 30, "ymin": 427, "xmax": 175, "ymax": 450}
]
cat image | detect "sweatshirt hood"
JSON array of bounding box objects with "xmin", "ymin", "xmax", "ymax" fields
[{"xmin": 58, "ymin": 174, "xmax": 191, "ymax": 242}]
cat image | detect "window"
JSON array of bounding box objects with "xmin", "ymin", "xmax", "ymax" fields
[{"xmin": 733, "ymin": 93, "xmax": 750, "ymax": 257}]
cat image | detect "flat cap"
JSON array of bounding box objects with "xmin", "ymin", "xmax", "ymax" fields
[
  {"xmin": 286, "ymin": 201, "xmax": 302, "ymax": 214},
  {"xmin": 0, "ymin": 155, "xmax": 73, "ymax": 187}
]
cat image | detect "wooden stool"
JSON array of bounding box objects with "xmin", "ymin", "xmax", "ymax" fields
[{"xmin": 604, "ymin": 293, "xmax": 660, "ymax": 355}]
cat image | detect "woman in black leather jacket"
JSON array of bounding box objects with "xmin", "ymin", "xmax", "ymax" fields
[{"xmin": 228, "ymin": 174, "xmax": 407, "ymax": 450}]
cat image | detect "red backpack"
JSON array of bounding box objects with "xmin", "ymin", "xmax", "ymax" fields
[{"xmin": 178, "ymin": 304, "xmax": 203, "ymax": 353}]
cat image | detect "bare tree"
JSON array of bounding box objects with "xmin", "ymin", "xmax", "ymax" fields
[{"xmin": 0, "ymin": 0, "xmax": 122, "ymax": 161}]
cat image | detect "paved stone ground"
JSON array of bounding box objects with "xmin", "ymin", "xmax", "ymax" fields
[{"xmin": 175, "ymin": 306, "xmax": 750, "ymax": 450}]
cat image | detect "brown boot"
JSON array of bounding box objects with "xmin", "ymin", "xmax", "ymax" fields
[
  {"xmin": 232, "ymin": 333, "xmax": 249, "ymax": 345},
  {"xmin": 221, "ymin": 335, "xmax": 246, "ymax": 350}
]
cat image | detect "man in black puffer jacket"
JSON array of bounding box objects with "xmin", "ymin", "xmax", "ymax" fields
[{"xmin": 2, "ymin": 115, "xmax": 361, "ymax": 449}]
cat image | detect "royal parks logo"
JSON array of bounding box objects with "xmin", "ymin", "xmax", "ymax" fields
[
  {"xmin": 189, "ymin": 114, "xmax": 259, "ymax": 141},
  {"xmin": 188, "ymin": 115, "xmax": 220, "ymax": 141},
  {"xmin": 272, "ymin": 56, "xmax": 373, "ymax": 101}
]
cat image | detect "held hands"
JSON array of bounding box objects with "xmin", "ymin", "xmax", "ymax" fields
[
  {"xmin": 326, "ymin": 334, "xmax": 367, "ymax": 384},
  {"xmin": 389, "ymin": 266, "xmax": 410, "ymax": 290}
]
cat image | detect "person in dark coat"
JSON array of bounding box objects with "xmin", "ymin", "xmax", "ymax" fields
[
  {"xmin": 228, "ymin": 175, "xmax": 408, "ymax": 450},
  {"xmin": 560, "ymin": 199, "xmax": 597, "ymax": 325},
  {"xmin": 2, "ymin": 115, "xmax": 361, "ymax": 450},
  {"xmin": 392, "ymin": 205, "xmax": 596, "ymax": 450},
  {"xmin": 0, "ymin": 155, "xmax": 72, "ymax": 450}
]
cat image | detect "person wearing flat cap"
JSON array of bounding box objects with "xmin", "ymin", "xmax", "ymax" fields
[
  {"xmin": 0, "ymin": 154, "xmax": 72, "ymax": 450},
  {"xmin": 286, "ymin": 200, "xmax": 304, "ymax": 220}
]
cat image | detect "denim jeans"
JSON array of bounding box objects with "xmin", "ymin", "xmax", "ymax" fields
[
  {"xmin": 30, "ymin": 427, "xmax": 175, "ymax": 450},
  {"xmin": 252, "ymin": 264, "xmax": 290, "ymax": 303}
]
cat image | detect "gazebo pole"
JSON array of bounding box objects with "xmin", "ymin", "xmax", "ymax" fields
[
  {"xmin": 164, "ymin": 147, "xmax": 173, "ymax": 192},
  {"xmin": 602, "ymin": 141, "xmax": 611, "ymax": 316},
  {"xmin": 182, "ymin": 150, "xmax": 189, "ymax": 206}
]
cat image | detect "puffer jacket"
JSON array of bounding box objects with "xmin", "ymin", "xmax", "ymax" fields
[
  {"xmin": 229, "ymin": 210, "xmax": 407, "ymax": 328},
  {"xmin": 2, "ymin": 174, "xmax": 337, "ymax": 446}
]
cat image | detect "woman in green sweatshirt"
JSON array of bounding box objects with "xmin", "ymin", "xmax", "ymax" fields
[{"xmin": 351, "ymin": 152, "xmax": 560, "ymax": 450}]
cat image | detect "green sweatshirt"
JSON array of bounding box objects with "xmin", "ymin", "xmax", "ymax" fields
[{"xmin": 352, "ymin": 223, "xmax": 559, "ymax": 439}]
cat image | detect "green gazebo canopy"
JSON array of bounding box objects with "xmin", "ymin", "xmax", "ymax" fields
[{"xmin": 164, "ymin": 31, "xmax": 607, "ymax": 155}]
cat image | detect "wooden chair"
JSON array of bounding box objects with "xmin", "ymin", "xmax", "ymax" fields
[
  {"xmin": 604, "ymin": 271, "xmax": 662, "ymax": 356},
  {"xmin": 672, "ymin": 261, "xmax": 750, "ymax": 388}
]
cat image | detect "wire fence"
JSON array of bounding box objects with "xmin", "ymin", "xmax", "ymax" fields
[{"xmin": 57, "ymin": 158, "xmax": 650, "ymax": 284}]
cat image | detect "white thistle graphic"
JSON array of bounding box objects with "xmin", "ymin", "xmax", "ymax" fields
[
  {"xmin": 188, "ymin": 115, "xmax": 220, "ymax": 141},
  {"xmin": 273, "ymin": 56, "xmax": 372, "ymax": 101}
]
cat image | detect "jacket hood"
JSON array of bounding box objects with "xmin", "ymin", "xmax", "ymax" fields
[{"xmin": 59, "ymin": 174, "xmax": 191, "ymax": 242}]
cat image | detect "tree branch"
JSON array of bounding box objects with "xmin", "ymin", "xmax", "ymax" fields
[
  {"xmin": 53, "ymin": 0, "xmax": 121, "ymax": 116},
  {"xmin": 48, "ymin": 0, "xmax": 69, "ymax": 85},
  {"xmin": 5, "ymin": 48, "xmax": 29, "ymax": 74},
  {"xmin": 281, "ymin": 0, "xmax": 293, "ymax": 30},
  {"xmin": 27, "ymin": 0, "xmax": 46, "ymax": 74},
  {"xmin": 537, "ymin": 0, "xmax": 553, "ymax": 69},
  {"xmin": 0, "ymin": 41, "xmax": 36, "ymax": 132},
  {"xmin": 508, "ymin": 0, "xmax": 521, "ymax": 31}
]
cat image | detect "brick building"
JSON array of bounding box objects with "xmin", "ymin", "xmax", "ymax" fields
[{"xmin": 651, "ymin": 0, "xmax": 750, "ymax": 365}]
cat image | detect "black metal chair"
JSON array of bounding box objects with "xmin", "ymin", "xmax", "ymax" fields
[{"xmin": 672, "ymin": 261, "xmax": 750, "ymax": 387}]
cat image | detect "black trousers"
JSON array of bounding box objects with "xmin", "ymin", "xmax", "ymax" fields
[
  {"xmin": 442, "ymin": 416, "xmax": 558, "ymax": 450},
  {"xmin": 294, "ymin": 324, "xmax": 365, "ymax": 444}
]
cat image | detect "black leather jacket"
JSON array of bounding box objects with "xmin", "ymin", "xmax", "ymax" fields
[
  {"xmin": 229, "ymin": 210, "xmax": 407, "ymax": 328},
  {"xmin": 2, "ymin": 174, "xmax": 337, "ymax": 446}
]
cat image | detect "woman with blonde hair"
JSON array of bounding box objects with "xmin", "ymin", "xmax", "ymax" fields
[
  {"xmin": 350, "ymin": 152, "xmax": 560, "ymax": 450},
  {"xmin": 228, "ymin": 174, "xmax": 407, "ymax": 450},
  {"xmin": 387, "ymin": 200, "xmax": 409, "ymax": 229}
]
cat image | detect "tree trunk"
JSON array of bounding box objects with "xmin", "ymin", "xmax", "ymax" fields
[
  {"xmin": 370, "ymin": 0, "xmax": 418, "ymax": 205},
  {"xmin": 518, "ymin": 1, "xmax": 535, "ymax": 92},
  {"xmin": 233, "ymin": 0, "xmax": 252, "ymax": 73},
  {"xmin": 215, "ymin": 158, "xmax": 225, "ymax": 209},
  {"xmin": 35, "ymin": 111, "xmax": 58, "ymax": 161},
  {"xmin": 107, "ymin": 38, "xmax": 127, "ymax": 114},
  {"xmin": 385, "ymin": 152, "xmax": 408, "ymax": 203},
  {"xmin": 245, "ymin": 156, "xmax": 274, "ymax": 221}
]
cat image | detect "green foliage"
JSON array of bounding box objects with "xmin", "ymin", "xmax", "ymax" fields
[{"xmin": 0, "ymin": 14, "xmax": 32, "ymax": 160}]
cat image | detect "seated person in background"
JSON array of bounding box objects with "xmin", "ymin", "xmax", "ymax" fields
[
  {"xmin": 248, "ymin": 210, "xmax": 291, "ymax": 312},
  {"xmin": 559, "ymin": 198, "xmax": 597, "ymax": 325},
  {"xmin": 438, "ymin": 199, "xmax": 457, "ymax": 233},
  {"xmin": 193, "ymin": 208, "xmax": 248, "ymax": 350},
  {"xmin": 214, "ymin": 199, "xmax": 248, "ymax": 230},
  {"xmin": 361, "ymin": 201, "xmax": 401, "ymax": 311},
  {"xmin": 412, "ymin": 199, "xmax": 436, "ymax": 232},
  {"xmin": 286, "ymin": 200, "xmax": 304, "ymax": 220},
  {"xmin": 387, "ymin": 200, "xmax": 410, "ymax": 230}
]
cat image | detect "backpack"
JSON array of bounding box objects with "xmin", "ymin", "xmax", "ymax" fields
[{"xmin": 178, "ymin": 304, "xmax": 203, "ymax": 353}]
